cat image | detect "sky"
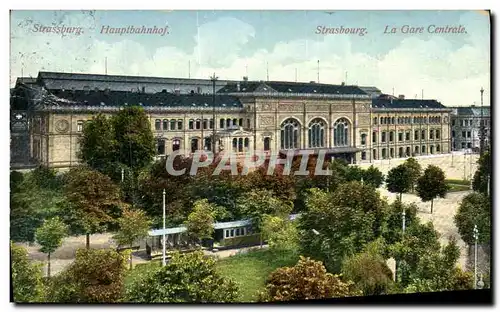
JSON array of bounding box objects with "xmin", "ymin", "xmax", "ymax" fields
[{"xmin": 10, "ymin": 10, "xmax": 490, "ymax": 106}]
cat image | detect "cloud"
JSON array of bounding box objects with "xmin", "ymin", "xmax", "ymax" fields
[{"xmin": 10, "ymin": 15, "xmax": 490, "ymax": 106}]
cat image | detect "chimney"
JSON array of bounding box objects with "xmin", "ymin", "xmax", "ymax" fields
[
  {"xmin": 237, "ymin": 82, "xmax": 240, "ymax": 91},
  {"xmin": 398, "ymin": 94, "xmax": 405, "ymax": 99}
]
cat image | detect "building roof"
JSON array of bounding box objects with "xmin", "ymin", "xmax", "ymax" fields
[
  {"xmin": 218, "ymin": 81, "xmax": 368, "ymax": 96},
  {"xmin": 148, "ymin": 214, "xmax": 301, "ymax": 236},
  {"xmin": 40, "ymin": 89, "xmax": 243, "ymax": 108},
  {"xmin": 449, "ymin": 106, "xmax": 490, "ymax": 117},
  {"xmin": 36, "ymin": 71, "xmax": 232, "ymax": 94},
  {"xmin": 372, "ymin": 98, "xmax": 446, "ymax": 109}
]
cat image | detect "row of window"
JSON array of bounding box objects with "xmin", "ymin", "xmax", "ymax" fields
[
  {"xmin": 224, "ymin": 227, "xmax": 250, "ymax": 238},
  {"xmin": 372, "ymin": 129, "xmax": 441, "ymax": 143},
  {"xmin": 281, "ymin": 118, "xmax": 350, "ymax": 149},
  {"xmin": 154, "ymin": 118, "xmax": 251, "ymax": 131},
  {"xmin": 365, "ymin": 144, "xmax": 442, "ymax": 160},
  {"xmin": 452, "ymin": 118, "xmax": 490, "ymax": 127},
  {"xmin": 374, "ymin": 115, "xmax": 442, "ymax": 125}
]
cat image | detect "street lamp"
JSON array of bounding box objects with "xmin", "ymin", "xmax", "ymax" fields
[
  {"xmin": 473, "ymin": 224, "xmax": 479, "ymax": 289},
  {"xmin": 402, "ymin": 209, "xmax": 406, "ymax": 234},
  {"xmin": 162, "ymin": 189, "xmax": 166, "ymax": 266}
]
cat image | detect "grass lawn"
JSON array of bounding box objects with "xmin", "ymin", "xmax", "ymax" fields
[
  {"xmin": 215, "ymin": 248, "xmax": 299, "ymax": 302},
  {"xmin": 447, "ymin": 183, "xmax": 471, "ymax": 192}
]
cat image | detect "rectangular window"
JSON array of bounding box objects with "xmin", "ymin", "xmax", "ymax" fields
[
  {"xmin": 189, "ymin": 120, "xmax": 194, "ymax": 130},
  {"xmin": 157, "ymin": 139, "xmax": 165, "ymax": 155},
  {"xmin": 430, "ymin": 129, "xmax": 434, "ymax": 140},
  {"xmin": 398, "ymin": 132, "xmax": 403, "ymax": 142},
  {"xmin": 177, "ymin": 119, "xmax": 183, "ymax": 130},
  {"xmin": 220, "ymin": 119, "xmax": 225, "ymax": 129},
  {"xmin": 209, "ymin": 119, "xmax": 214, "ymax": 129},
  {"xmin": 382, "ymin": 132, "xmax": 386, "ymax": 143},
  {"xmin": 389, "ymin": 131, "xmax": 394, "ymax": 142},
  {"xmin": 421, "ymin": 130, "xmax": 425, "ymax": 140},
  {"xmin": 196, "ymin": 120, "xmax": 201, "ymax": 130},
  {"xmin": 203, "ymin": 119, "xmax": 207, "ymax": 130},
  {"xmin": 372, "ymin": 131, "xmax": 377, "ymax": 143},
  {"xmin": 414, "ymin": 130, "xmax": 419, "ymax": 140},
  {"xmin": 452, "ymin": 119, "xmax": 455, "ymax": 126},
  {"xmin": 235, "ymin": 228, "xmax": 240, "ymax": 236},
  {"xmin": 467, "ymin": 131, "xmax": 471, "ymax": 138},
  {"xmin": 462, "ymin": 131, "xmax": 466, "ymax": 138},
  {"xmin": 77, "ymin": 120, "xmax": 84, "ymax": 132},
  {"xmin": 361, "ymin": 134, "xmax": 367, "ymax": 145},
  {"xmin": 361, "ymin": 152, "xmax": 366, "ymax": 160},
  {"xmin": 461, "ymin": 142, "xmax": 466, "ymax": 148},
  {"xmin": 239, "ymin": 118, "xmax": 243, "ymax": 127},
  {"xmin": 230, "ymin": 229, "xmax": 234, "ymax": 237},
  {"xmin": 247, "ymin": 119, "xmax": 251, "ymax": 128},
  {"xmin": 405, "ymin": 132, "xmax": 410, "ymax": 141},
  {"xmin": 436, "ymin": 130, "xmax": 440, "ymax": 139}
]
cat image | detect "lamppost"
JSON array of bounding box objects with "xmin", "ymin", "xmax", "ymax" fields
[
  {"xmin": 473, "ymin": 224, "xmax": 479, "ymax": 289},
  {"xmin": 210, "ymin": 73, "xmax": 218, "ymax": 154},
  {"xmin": 477, "ymin": 274, "xmax": 485, "ymax": 289},
  {"xmin": 162, "ymin": 189, "xmax": 166, "ymax": 266},
  {"xmin": 480, "ymin": 87, "xmax": 484, "ymax": 156}
]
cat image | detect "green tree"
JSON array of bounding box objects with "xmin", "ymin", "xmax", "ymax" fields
[
  {"xmin": 10, "ymin": 242, "xmax": 45, "ymax": 302},
  {"xmin": 113, "ymin": 208, "xmax": 151, "ymax": 269},
  {"xmin": 345, "ymin": 165, "xmax": 365, "ymax": 182},
  {"xmin": 10, "ymin": 168, "xmax": 68, "ymax": 242},
  {"xmin": 454, "ymin": 192, "xmax": 491, "ymax": 245},
  {"xmin": 184, "ymin": 199, "xmax": 216, "ymax": 243},
  {"xmin": 63, "ymin": 166, "xmax": 124, "ymax": 248},
  {"xmin": 78, "ymin": 113, "xmax": 118, "ymax": 175},
  {"xmin": 46, "ymin": 248, "xmax": 129, "ymax": 303},
  {"xmin": 124, "ymin": 250, "xmax": 238, "ymax": 302},
  {"xmin": 404, "ymin": 157, "xmax": 422, "ymax": 192},
  {"xmin": 259, "ymin": 256, "xmax": 360, "ymax": 302},
  {"xmin": 416, "ymin": 165, "xmax": 448, "ymax": 214},
  {"xmin": 298, "ymin": 182, "xmax": 388, "ymax": 273},
  {"xmin": 472, "ymin": 151, "xmax": 491, "ymax": 195},
  {"xmin": 382, "ymin": 199, "xmax": 419, "ymax": 246},
  {"xmin": 236, "ymin": 189, "xmax": 292, "ymax": 246},
  {"xmin": 261, "ymin": 215, "xmax": 299, "ymax": 255},
  {"xmin": 111, "ymin": 106, "xmax": 156, "ymax": 171},
  {"xmin": 341, "ymin": 240, "xmax": 394, "ymax": 296},
  {"xmin": 35, "ymin": 217, "xmax": 68, "ymax": 277},
  {"xmin": 362, "ymin": 165, "xmax": 385, "ymax": 188},
  {"xmin": 386, "ymin": 164, "xmax": 412, "ymax": 201}
]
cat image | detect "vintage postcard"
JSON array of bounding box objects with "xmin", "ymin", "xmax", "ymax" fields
[{"xmin": 9, "ymin": 9, "xmax": 491, "ymax": 304}]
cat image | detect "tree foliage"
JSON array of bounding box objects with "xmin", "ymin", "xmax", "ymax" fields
[
  {"xmin": 404, "ymin": 157, "xmax": 422, "ymax": 191},
  {"xmin": 10, "ymin": 242, "xmax": 45, "ymax": 302},
  {"xmin": 341, "ymin": 240, "xmax": 394, "ymax": 296},
  {"xmin": 362, "ymin": 165, "xmax": 385, "ymax": 188},
  {"xmin": 472, "ymin": 151, "xmax": 491, "ymax": 195},
  {"xmin": 454, "ymin": 192, "xmax": 491, "ymax": 245},
  {"xmin": 111, "ymin": 106, "xmax": 156, "ymax": 171},
  {"xmin": 416, "ymin": 165, "xmax": 448, "ymax": 213},
  {"xmin": 78, "ymin": 113, "xmax": 118, "ymax": 175},
  {"xmin": 10, "ymin": 168, "xmax": 67, "ymax": 242},
  {"xmin": 35, "ymin": 217, "xmax": 68, "ymax": 277},
  {"xmin": 259, "ymin": 256, "xmax": 360, "ymax": 302},
  {"xmin": 386, "ymin": 164, "xmax": 413, "ymax": 200},
  {"xmin": 298, "ymin": 183, "xmax": 388, "ymax": 273},
  {"xmin": 124, "ymin": 251, "xmax": 238, "ymax": 302},
  {"xmin": 184, "ymin": 199, "xmax": 216, "ymax": 241},
  {"xmin": 382, "ymin": 199, "xmax": 419, "ymax": 246},
  {"xmin": 63, "ymin": 166, "xmax": 124, "ymax": 246},
  {"xmin": 46, "ymin": 248, "xmax": 129, "ymax": 303},
  {"xmin": 261, "ymin": 215, "xmax": 299, "ymax": 255},
  {"xmin": 236, "ymin": 189, "xmax": 292, "ymax": 233}
]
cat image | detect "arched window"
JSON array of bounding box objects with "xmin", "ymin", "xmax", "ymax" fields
[
  {"xmin": 308, "ymin": 118, "xmax": 326, "ymax": 148},
  {"xmin": 155, "ymin": 119, "xmax": 161, "ymax": 130},
  {"xmin": 170, "ymin": 120, "xmax": 176, "ymax": 131},
  {"xmin": 232, "ymin": 138, "xmax": 237, "ymax": 152},
  {"xmin": 195, "ymin": 119, "xmax": 201, "ymax": 130},
  {"xmin": 220, "ymin": 119, "xmax": 225, "ymax": 129},
  {"xmin": 244, "ymin": 138, "xmax": 249, "ymax": 150},
  {"xmin": 191, "ymin": 138, "xmax": 199, "ymax": 153},
  {"xmin": 157, "ymin": 139, "xmax": 165, "ymax": 155},
  {"xmin": 172, "ymin": 139, "xmax": 180, "ymax": 151},
  {"xmin": 391, "ymin": 117, "xmax": 395, "ymax": 124},
  {"xmin": 361, "ymin": 133, "xmax": 367, "ymax": 145},
  {"xmin": 188, "ymin": 119, "xmax": 194, "ymax": 130},
  {"xmin": 163, "ymin": 119, "xmax": 168, "ymax": 130},
  {"xmin": 373, "ymin": 149, "xmax": 377, "ymax": 160},
  {"xmin": 280, "ymin": 118, "xmax": 300, "ymax": 149},
  {"xmin": 333, "ymin": 118, "xmax": 349, "ymax": 147},
  {"xmin": 177, "ymin": 119, "xmax": 183, "ymax": 130},
  {"xmin": 239, "ymin": 118, "xmax": 244, "ymax": 127},
  {"xmin": 233, "ymin": 119, "xmax": 238, "ymax": 128},
  {"xmin": 373, "ymin": 117, "xmax": 378, "ymax": 125},
  {"xmin": 226, "ymin": 118, "xmax": 231, "ymax": 128},
  {"xmin": 238, "ymin": 138, "xmax": 243, "ymax": 152},
  {"xmin": 264, "ymin": 137, "xmax": 271, "ymax": 151}
]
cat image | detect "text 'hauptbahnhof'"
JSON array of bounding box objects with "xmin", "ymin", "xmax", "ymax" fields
[{"xmin": 11, "ymin": 71, "xmax": 485, "ymax": 169}]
